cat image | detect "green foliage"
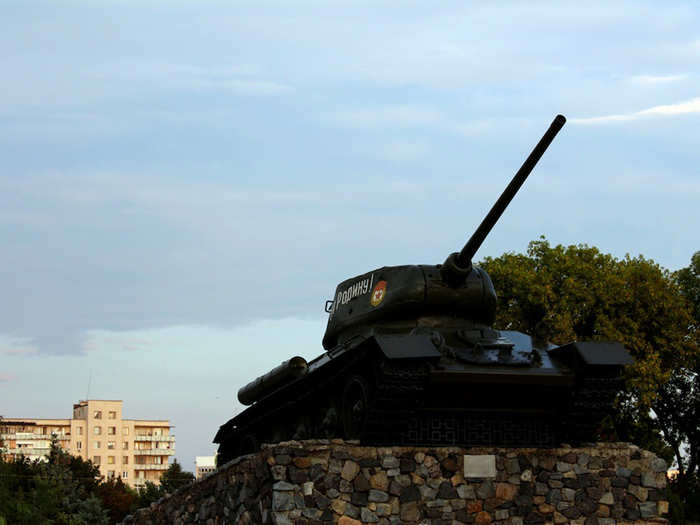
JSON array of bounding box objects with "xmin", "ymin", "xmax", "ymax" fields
[
  {"xmin": 0, "ymin": 439, "xmax": 197, "ymax": 524},
  {"xmin": 481, "ymin": 239, "xmax": 699, "ymax": 406},
  {"xmin": 481, "ymin": 239, "xmax": 700, "ymax": 524},
  {"xmin": 135, "ymin": 460, "xmax": 195, "ymax": 508},
  {"xmin": 676, "ymin": 251, "xmax": 700, "ymax": 326},
  {"xmin": 667, "ymin": 474, "xmax": 700, "ymax": 525},
  {"xmin": 0, "ymin": 439, "xmax": 108, "ymax": 525},
  {"xmin": 159, "ymin": 460, "xmax": 195, "ymax": 494},
  {"xmin": 96, "ymin": 477, "xmax": 137, "ymax": 525},
  {"xmin": 135, "ymin": 480, "xmax": 163, "ymax": 508}
]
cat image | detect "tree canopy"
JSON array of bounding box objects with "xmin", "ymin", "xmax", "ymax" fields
[
  {"xmin": 480, "ymin": 238, "xmax": 699, "ymax": 406},
  {"xmin": 676, "ymin": 251, "xmax": 700, "ymax": 327},
  {"xmin": 480, "ymin": 239, "xmax": 700, "ymax": 522},
  {"xmin": 0, "ymin": 438, "xmax": 194, "ymax": 525}
]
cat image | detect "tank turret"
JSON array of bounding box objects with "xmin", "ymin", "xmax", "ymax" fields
[
  {"xmin": 323, "ymin": 115, "xmax": 566, "ymax": 349},
  {"xmin": 214, "ymin": 115, "xmax": 632, "ymax": 464}
]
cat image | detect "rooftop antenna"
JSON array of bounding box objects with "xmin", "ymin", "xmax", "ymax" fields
[{"xmin": 86, "ymin": 369, "xmax": 92, "ymax": 401}]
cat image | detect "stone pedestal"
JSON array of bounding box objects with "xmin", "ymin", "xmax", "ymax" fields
[{"xmin": 120, "ymin": 440, "xmax": 669, "ymax": 525}]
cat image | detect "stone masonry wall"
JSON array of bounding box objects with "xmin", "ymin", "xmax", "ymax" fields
[{"xmin": 120, "ymin": 440, "xmax": 669, "ymax": 525}]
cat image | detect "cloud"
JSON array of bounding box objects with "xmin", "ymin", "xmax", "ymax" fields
[
  {"xmin": 0, "ymin": 373, "xmax": 16, "ymax": 383},
  {"xmin": 627, "ymin": 74, "xmax": 688, "ymax": 85},
  {"xmin": 0, "ymin": 335, "xmax": 38, "ymax": 356},
  {"xmin": 213, "ymin": 79, "xmax": 292, "ymax": 95},
  {"xmin": 373, "ymin": 140, "xmax": 432, "ymax": 161},
  {"xmin": 131, "ymin": 63, "xmax": 293, "ymax": 95},
  {"xmin": 331, "ymin": 106, "xmax": 529, "ymax": 139},
  {"xmin": 1, "ymin": 348, "xmax": 38, "ymax": 356},
  {"xmin": 571, "ymin": 97, "xmax": 700, "ymax": 124},
  {"xmin": 333, "ymin": 106, "xmax": 445, "ymax": 128}
]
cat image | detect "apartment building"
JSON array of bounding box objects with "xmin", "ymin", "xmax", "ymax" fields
[
  {"xmin": 1, "ymin": 400, "xmax": 175, "ymax": 488},
  {"xmin": 195, "ymin": 455, "xmax": 216, "ymax": 479}
]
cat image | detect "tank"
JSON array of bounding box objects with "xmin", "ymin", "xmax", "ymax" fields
[{"xmin": 214, "ymin": 115, "xmax": 633, "ymax": 465}]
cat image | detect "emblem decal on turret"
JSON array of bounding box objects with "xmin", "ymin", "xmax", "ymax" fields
[{"xmin": 370, "ymin": 281, "xmax": 387, "ymax": 307}]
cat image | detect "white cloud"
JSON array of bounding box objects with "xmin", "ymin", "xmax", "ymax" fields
[
  {"xmin": 627, "ymin": 74, "xmax": 687, "ymax": 85},
  {"xmin": 374, "ymin": 140, "xmax": 432, "ymax": 161},
  {"xmin": 571, "ymin": 97, "xmax": 700, "ymax": 124},
  {"xmin": 0, "ymin": 335, "xmax": 38, "ymax": 356},
  {"xmin": 139, "ymin": 63, "xmax": 293, "ymax": 95},
  {"xmin": 1, "ymin": 348, "xmax": 38, "ymax": 356},
  {"xmin": 331, "ymin": 107, "xmax": 531, "ymax": 139},
  {"xmin": 212, "ymin": 78, "xmax": 292, "ymax": 95},
  {"xmin": 333, "ymin": 106, "xmax": 445, "ymax": 128}
]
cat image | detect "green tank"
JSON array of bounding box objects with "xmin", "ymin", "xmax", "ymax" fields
[{"xmin": 214, "ymin": 115, "xmax": 632, "ymax": 464}]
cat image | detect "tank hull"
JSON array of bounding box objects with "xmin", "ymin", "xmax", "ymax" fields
[{"xmin": 214, "ymin": 329, "xmax": 630, "ymax": 465}]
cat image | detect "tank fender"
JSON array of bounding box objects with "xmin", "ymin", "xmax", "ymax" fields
[
  {"xmin": 371, "ymin": 334, "xmax": 442, "ymax": 360},
  {"xmin": 548, "ymin": 341, "xmax": 633, "ymax": 373}
]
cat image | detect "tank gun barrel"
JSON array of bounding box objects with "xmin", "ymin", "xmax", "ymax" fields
[{"xmin": 456, "ymin": 114, "xmax": 566, "ymax": 268}]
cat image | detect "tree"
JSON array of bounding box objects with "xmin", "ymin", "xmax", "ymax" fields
[
  {"xmin": 676, "ymin": 251, "xmax": 700, "ymax": 327},
  {"xmin": 96, "ymin": 477, "xmax": 137, "ymax": 525},
  {"xmin": 481, "ymin": 238, "xmax": 698, "ymax": 404},
  {"xmin": 480, "ymin": 239, "xmax": 700, "ymax": 513},
  {"xmin": 135, "ymin": 480, "xmax": 163, "ymax": 509},
  {"xmin": 134, "ymin": 460, "xmax": 195, "ymax": 509},
  {"xmin": 661, "ymin": 251, "xmax": 700, "ymax": 516},
  {"xmin": 0, "ymin": 439, "xmax": 108, "ymax": 525},
  {"xmin": 159, "ymin": 459, "xmax": 195, "ymax": 494}
]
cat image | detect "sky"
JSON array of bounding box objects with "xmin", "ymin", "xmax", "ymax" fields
[{"xmin": 1, "ymin": 1, "xmax": 699, "ymax": 471}]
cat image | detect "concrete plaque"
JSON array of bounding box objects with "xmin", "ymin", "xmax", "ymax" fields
[{"xmin": 463, "ymin": 455, "xmax": 496, "ymax": 479}]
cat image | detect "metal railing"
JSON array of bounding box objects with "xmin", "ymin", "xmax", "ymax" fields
[
  {"xmin": 132, "ymin": 435, "xmax": 175, "ymax": 442},
  {"xmin": 5, "ymin": 447, "xmax": 51, "ymax": 455},
  {"xmin": 132, "ymin": 448, "xmax": 175, "ymax": 456},
  {"xmin": 1, "ymin": 433, "xmax": 70, "ymax": 440}
]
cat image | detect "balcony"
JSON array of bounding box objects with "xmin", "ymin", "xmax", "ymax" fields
[
  {"xmin": 133, "ymin": 464, "xmax": 169, "ymax": 470},
  {"xmin": 1, "ymin": 433, "xmax": 70, "ymax": 440},
  {"xmin": 132, "ymin": 435, "xmax": 175, "ymax": 442},
  {"xmin": 6, "ymin": 447, "xmax": 51, "ymax": 456},
  {"xmin": 133, "ymin": 448, "xmax": 175, "ymax": 456}
]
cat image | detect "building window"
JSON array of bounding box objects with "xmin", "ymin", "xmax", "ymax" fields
[
  {"xmin": 122, "ymin": 471, "xmax": 128, "ymax": 478},
  {"xmin": 107, "ymin": 470, "xmax": 115, "ymax": 478},
  {"xmin": 107, "ymin": 441, "xmax": 115, "ymax": 450},
  {"xmin": 108, "ymin": 456, "xmax": 115, "ymax": 464},
  {"xmin": 122, "ymin": 427, "xmax": 129, "ymax": 435},
  {"xmin": 76, "ymin": 441, "xmax": 82, "ymax": 450},
  {"xmin": 93, "ymin": 411, "xmax": 102, "ymax": 419},
  {"xmin": 153, "ymin": 457, "xmax": 162, "ymax": 464},
  {"xmin": 77, "ymin": 427, "xmax": 83, "ymax": 436},
  {"xmin": 93, "ymin": 426, "xmax": 102, "ymax": 435},
  {"xmin": 93, "ymin": 456, "xmax": 101, "ymax": 465},
  {"xmin": 108, "ymin": 411, "xmax": 116, "ymax": 419},
  {"xmin": 123, "ymin": 456, "xmax": 128, "ymax": 465},
  {"xmin": 123, "ymin": 442, "xmax": 129, "ymax": 450},
  {"xmin": 94, "ymin": 441, "xmax": 101, "ymax": 449},
  {"xmin": 108, "ymin": 426, "xmax": 116, "ymax": 435}
]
